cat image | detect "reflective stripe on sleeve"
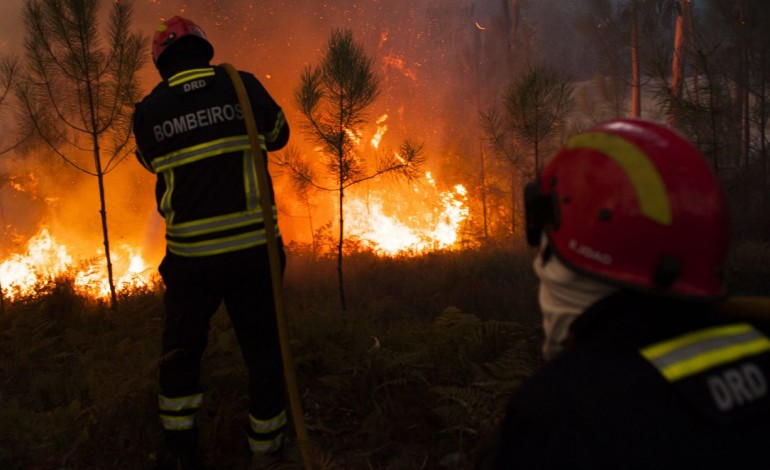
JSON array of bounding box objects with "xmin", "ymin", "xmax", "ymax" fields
[
  {"xmin": 244, "ymin": 150, "xmax": 260, "ymax": 211},
  {"xmin": 265, "ymin": 110, "xmax": 286, "ymax": 143},
  {"xmin": 640, "ymin": 323, "xmax": 770, "ymax": 382},
  {"xmin": 160, "ymin": 170, "xmax": 175, "ymax": 225}
]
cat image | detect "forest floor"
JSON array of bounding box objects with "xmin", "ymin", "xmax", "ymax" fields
[{"xmin": 1, "ymin": 239, "xmax": 768, "ymax": 469}]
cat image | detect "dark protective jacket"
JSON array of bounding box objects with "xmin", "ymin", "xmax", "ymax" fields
[
  {"xmin": 133, "ymin": 64, "xmax": 289, "ymax": 257},
  {"xmin": 488, "ymin": 292, "xmax": 770, "ymax": 470}
]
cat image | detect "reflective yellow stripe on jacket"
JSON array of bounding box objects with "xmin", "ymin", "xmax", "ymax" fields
[
  {"xmin": 151, "ymin": 135, "xmax": 251, "ymax": 173},
  {"xmin": 640, "ymin": 323, "xmax": 770, "ymax": 382},
  {"xmin": 168, "ymin": 67, "xmax": 216, "ymax": 87},
  {"xmin": 152, "ymin": 135, "xmax": 278, "ymax": 257},
  {"xmin": 165, "ymin": 209, "xmax": 277, "ymax": 238},
  {"xmin": 167, "ymin": 229, "xmax": 274, "ymax": 257}
]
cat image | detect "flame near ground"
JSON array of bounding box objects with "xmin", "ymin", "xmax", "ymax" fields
[
  {"xmin": 0, "ymin": 108, "xmax": 471, "ymax": 302},
  {"xmin": 0, "ymin": 228, "xmax": 154, "ymax": 301},
  {"xmin": 0, "ymin": 165, "xmax": 470, "ymax": 302},
  {"xmin": 0, "ymin": 0, "xmax": 493, "ymax": 302}
]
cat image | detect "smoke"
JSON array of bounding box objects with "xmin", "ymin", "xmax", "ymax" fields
[{"xmin": 0, "ymin": 0, "xmax": 539, "ymax": 261}]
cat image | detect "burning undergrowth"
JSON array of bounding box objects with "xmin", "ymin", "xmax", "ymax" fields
[
  {"xmin": 0, "ymin": 228, "xmax": 158, "ymax": 304},
  {"xmin": 0, "ymin": 148, "xmax": 164, "ymax": 304}
]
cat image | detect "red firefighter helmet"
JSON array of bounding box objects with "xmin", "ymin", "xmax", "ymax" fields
[
  {"xmin": 152, "ymin": 16, "xmax": 214, "ymax": 65},
  {"xmin": 525, "ymin": 118, "xmax": 729, "ymax": 298}
]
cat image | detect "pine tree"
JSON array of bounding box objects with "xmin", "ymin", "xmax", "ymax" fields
[
  {"xmin": 290, "ymin": 28, "xmax": 424, "ymax": 310},
  {"xmin": 18, "ymin": 0, "xmax": 145, "ymax": 309}
]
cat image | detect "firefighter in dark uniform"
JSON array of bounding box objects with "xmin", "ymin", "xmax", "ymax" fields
[
  {"xmin": 132, "ymin": 16, "xmax": 289, "ymax": 468},
  {"xmin": 481, "ymin": 119, "xmax": 770, "ymax": 469}
]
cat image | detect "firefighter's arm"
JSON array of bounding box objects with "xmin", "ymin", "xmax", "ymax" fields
[
  {"xmin": 241, "ymin": 71, "xmax": 289, "ymax": 151},
  {"xmin": 135, "ymin": 148, "xmax": 153, "ymax": 172},
  {"xmin": 132, "ymin": 105, "xmax": 154, "ymax": 172},
  {"xmin": 265, "ymin": 109, "xmax": 289, "ymax": 151}
]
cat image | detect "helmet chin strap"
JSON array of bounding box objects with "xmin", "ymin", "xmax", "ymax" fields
[{"xmin": 534, "ymin": 236, "xmax": 617, "ymax": 360}]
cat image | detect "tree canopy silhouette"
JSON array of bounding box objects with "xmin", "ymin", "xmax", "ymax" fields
[{"xmin": 18, "ymin": 0, "xmax": 145, "ymax": 308}]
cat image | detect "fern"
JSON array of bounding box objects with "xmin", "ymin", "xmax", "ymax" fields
[
  {"xmin": 433, "ymin": 306, "xmax": 481, "ymax": 328},
  {"xmin": 481, "ymin": 340, "xmax": 537, "ymax": 381}
]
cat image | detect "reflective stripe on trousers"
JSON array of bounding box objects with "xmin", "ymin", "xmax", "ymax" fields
[
  {"xmin": 159, "ymin": 392, "xmax": 203, "ymax": 431},
  {"xmin": 247, "ymin": 409, "xmax": 287, "ymax": 453}
]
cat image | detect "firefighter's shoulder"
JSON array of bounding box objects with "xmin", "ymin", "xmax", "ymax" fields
[{"xmin": 639, "ymin": 318, "xmax": 770, "ymax": 423}]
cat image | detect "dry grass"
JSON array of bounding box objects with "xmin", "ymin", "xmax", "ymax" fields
[
  {"xmin": 0, "ymin": 242, "xmax": 542, "ymax": 469},
  {"xmin": 3, "ymin": 236, "xmax": 767, "ymax": 468}
]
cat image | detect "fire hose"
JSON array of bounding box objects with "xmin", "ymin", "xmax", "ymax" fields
[
  {"xmin": 222, "ymin": 63, "xmax": 312, "ymax": 469},
  {"xmin": 222, "ymin": 64, "xmax": 770, "ymax": 469}
]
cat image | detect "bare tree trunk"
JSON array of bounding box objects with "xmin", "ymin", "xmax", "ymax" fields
[
  {"xmin": 305, "ymin": 196, "xmax": 316, "ymax": 261},
  {"xmin": 510, "ymin": 168, "xmax": 516, "ymax": 238},
  {"xmin": 760, "ymin": 50, "xmax": 769, "ymax": 221},
  {"xmin": 701, "ymin": 53, "xmax": 721, "ymax": 174},
  {"xmin": 738, "ymin": 0, "xmax": 750, "ymax": 168},
  {"xmin": 631, "ymin": 0, "xmax": 641, "ymax": 118},
  {"xmin": 86, "ymin": 67, "xmax": 117, "ymax": 308},
  {"xmin": 740, "ymin": 70, "xmax": 750, "ymax": 169},
  {"xmin": 534, "ymin": 132, "xmax": 541, "ymax": 175},
  {"xmin": 81, "ymin": 33, "xmax": 117, "ymax": 309},
  {"xmin": 93, "ymin": 137, "xmax": 117, "ymax": 309},
  {"xmin": 337, "ymin": 181, "xmax": 346, "ymax": 311},
  {"xmin": 669, "ymin": 0, "xmax": 687, "ymax": 125},
  {"xmin": 480, "ymin": 141, "xmax": 489, "ymax": 240},
  {"xmin": 687, "ymin": 5, "xmax": 700, "ymax": 103}
]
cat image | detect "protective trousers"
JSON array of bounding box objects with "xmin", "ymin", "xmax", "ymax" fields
[{"xmin": 156, "ymin": 244, "xmax": 287, "ymax": 456}]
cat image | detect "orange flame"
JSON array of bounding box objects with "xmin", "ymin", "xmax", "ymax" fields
[
  {"xmin": 345, "ymin": 127, "xmax": 363, "ymax": 146},
  {"xmin": 370, "ymin": 114, "xmax": 388, "ymax": 149},
  {"xmin": 0, "ymin": 228, "xmax": 154, "ymax": 301},
  {"xmin": 345, "ymin": 172, "xmax": 469, "ymax": 255},
  {"xmin": 338, "ymin": 116, "xmax": 468, "ymax": 256}
]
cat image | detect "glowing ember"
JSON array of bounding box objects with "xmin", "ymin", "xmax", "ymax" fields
[
  {"xmin": 370, "ymin": 114, "xmax": 388, "ymax": 149},
  {"xmin": 345, "ymin": 127, "xmax": 363, "ymax": 146},
  {"xmin": 0, "ymin": 228, "xmax": 154, "ymax": 302},
  {"xmin": 345, "ymin": 172, "xmax": 469, "ymax": 255}
]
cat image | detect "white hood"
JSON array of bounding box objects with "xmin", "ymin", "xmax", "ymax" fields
[{"xmin": 533, "ymin": 241, "xmax": 617, "ymax": 361}]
